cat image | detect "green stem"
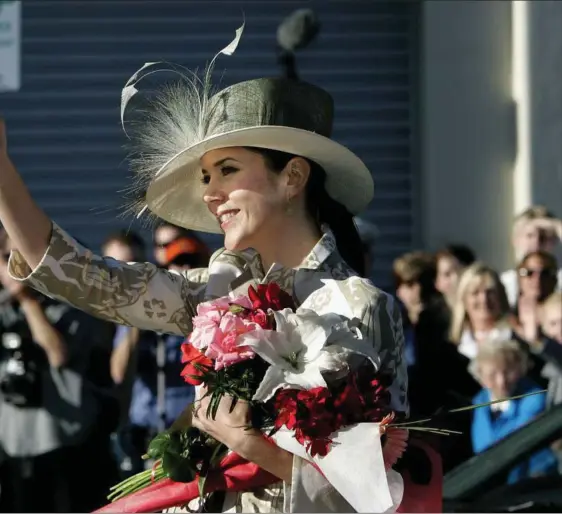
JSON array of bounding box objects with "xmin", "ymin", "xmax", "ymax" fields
[
  {"xmin": 108, "ymin": 467, "xmax": 167, "ymax": 501},
  {"xmin": 109, "ymin": 469, "xmax": 153, "ymax": 491}
]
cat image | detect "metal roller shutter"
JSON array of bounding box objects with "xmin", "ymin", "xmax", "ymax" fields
[{"xmin": 1, "ymin": 0, "xmax": 419, "ymax": 289}]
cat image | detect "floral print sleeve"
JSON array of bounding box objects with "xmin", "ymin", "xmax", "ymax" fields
[
  {"xmin": 8, "ymin": 223, "xmax": 209, "ymax": 335},
  {"xmin": 358, "ymin": 287, "xmax": 409, "ymax": 415}
]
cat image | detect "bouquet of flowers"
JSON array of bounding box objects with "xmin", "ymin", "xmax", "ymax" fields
[{"xmin": 100, "ymin": 282, "xmax": 496, "ymax": 513}]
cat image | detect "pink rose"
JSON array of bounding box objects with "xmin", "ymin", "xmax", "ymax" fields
[
  {"xmin": 204, "ymin": 311, "xmax": 261, "ymax": 370},
  {"xmin": 188, "ymin": 295, "xmax": 253, "ymax": 351}
]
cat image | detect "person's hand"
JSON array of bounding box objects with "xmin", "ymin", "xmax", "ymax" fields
[
  {"xmin": 0, "ymin": 252, "xmax": 30, "ymax": 300},
  {"xmin": 191, "ymin": 386, "xmax": 256, "ymax": 452},
  {"xmin": 531, "ymin": 217, "xmax": 562, "ymax": 242}
]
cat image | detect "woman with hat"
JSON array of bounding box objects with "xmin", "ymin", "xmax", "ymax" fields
[{"xmin": 0, "ymin": 26, "xmax": 409, "ymax": 513}]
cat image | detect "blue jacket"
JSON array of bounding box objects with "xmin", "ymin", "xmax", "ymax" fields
[
  {"xmin": 472, "ymin": 378, "xmax": 558, "ymax": 483},
  {"xmin": 113, "ymin": 326, "xmax": 194, "ymax": 431}
]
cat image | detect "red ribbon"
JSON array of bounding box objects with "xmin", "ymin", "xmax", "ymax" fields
[
  {"xmin": 94, "ymin": 440, "xmax": 443, "ymax": 513},
  {"xmin": 94, "ymin": 452, "xmax": 279, "ymax": 513}
]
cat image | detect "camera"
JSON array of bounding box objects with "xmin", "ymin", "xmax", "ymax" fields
[{"xmin": 0, "ymin": 332, "xmax": 43, "ymax": 407}]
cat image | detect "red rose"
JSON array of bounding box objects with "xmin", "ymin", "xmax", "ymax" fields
[
  {"xmin": 244, "ymin": 309, "xmax": 273, "ymax": 329},
  {"xmin": 180, "ymin": 343, "xmax": 213, "ymax": 386},
  {"xmin": 248, "ymin": 283, "xmax": 295, "ymax": 312}
]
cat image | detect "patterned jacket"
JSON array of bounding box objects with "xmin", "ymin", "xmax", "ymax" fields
[{"xmin": 9, "ymin": 223, "xmax": 408, "ymax": 512}]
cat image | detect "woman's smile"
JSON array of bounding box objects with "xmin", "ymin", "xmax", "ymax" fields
[{"xmin": 217, "ymin": 209, "xmax": 240, "ymax": 229}]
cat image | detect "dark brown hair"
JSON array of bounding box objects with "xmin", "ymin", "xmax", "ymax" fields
[
  {"xmin": 392, "ymin": 251, "xmax": 438, "ymax": 304},
  {"xmin": 517, "ymin": 250, "xmax": 558, "ymax": 301},
  {"xmin": 246, "ymin": 147, "xmax": 366, "ymax": 277},
  {"xmin": 435, "ymin": 244, "xmax": 476, "ymax": 268}
]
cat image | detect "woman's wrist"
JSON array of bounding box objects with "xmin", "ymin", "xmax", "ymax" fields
[
  {"xmin": 228, "ymin": 428, "xmax": 293, "ymax": 482},
  {"xmin": 227, "ymin": 426, "xmax": 262, "ymax": 457}
]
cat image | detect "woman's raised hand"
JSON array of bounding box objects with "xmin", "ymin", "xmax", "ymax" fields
[{"xmin": 0, "ymin": 118, "xmax": 54, "ymax": 269}]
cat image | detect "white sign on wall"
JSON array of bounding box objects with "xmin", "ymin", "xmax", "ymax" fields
[{"xmin": 0, "ymin": 1, "xmax": 21, "ymax": 92}]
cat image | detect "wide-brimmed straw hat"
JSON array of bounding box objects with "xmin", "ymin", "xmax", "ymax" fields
[{"xmin": 122, "ymin": 24, "xmax": 374, "ymax": 234}]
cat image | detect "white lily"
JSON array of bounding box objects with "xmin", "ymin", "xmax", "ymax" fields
[{"xmin": 242, "ymin": 308, "xmax": 374, "ymax": 402}]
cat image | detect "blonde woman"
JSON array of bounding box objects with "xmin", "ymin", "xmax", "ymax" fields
[
  {"xmin": 470, "ymin": 338, "xmax": 557, "ymax": 483},
  {"xmin": 449, "ymin": 263, "xmax": 512, "ymax": 360}
]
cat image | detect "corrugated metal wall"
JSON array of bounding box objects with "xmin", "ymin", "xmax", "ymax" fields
[{"xmin": 0, "ymin": 0, "xmax": 419, "ymax": 289}]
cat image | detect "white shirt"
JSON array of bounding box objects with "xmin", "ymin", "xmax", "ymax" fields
[{"xmin": 458, "ymin": 325, "xmax": 513, "ymax": 360}]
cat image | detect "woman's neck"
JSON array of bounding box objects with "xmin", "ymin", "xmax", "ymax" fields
[
  {"xmin": 258, "ymin": 217, "xmax": 322, "ymax": 273},
  {"xmin": 471, "ymin": 318, "xmax": 497, "ymax": 339},
  {"xmin": 518, "ymin": 294, "xmax": 538, "ymax": 310}
]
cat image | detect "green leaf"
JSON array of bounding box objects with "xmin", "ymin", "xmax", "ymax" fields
[
  {"xmin": 146, "ymin": 432, "xmax": 172, "ymax": 459},
  {"xmin": 167, "ymin": 455, "xmax": 197, "ymax": 483},
  {"xmin": 162, "ymin": 449, "xmax": 185, "ymax": 477},
  {"xmin": 228, "ymin": 304, "xmax": 246, "ymax": 314},
  {"xmin": 228, "ymin": 396, "xmax": 238, "ymax": 414},
  {"xmin": 167, "ymin": 434, "xmax": 184, "ymax": 458},
  {"xmin": 209, "ymin": 392, "xmax": 221, "ymax": 420}
]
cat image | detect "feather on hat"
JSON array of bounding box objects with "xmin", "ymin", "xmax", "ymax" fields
[{"xmin": 120, "ymin": 23, "xmax": 374, "ymax": 234}]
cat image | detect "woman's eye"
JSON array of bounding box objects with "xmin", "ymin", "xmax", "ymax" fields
[
  {"xmin": 221, "ymin": 166, "xmax": 238, "ymax": 175},
  {"xmin": 201, "ymin": 175, "xmax": 210, "ymax": 185}
]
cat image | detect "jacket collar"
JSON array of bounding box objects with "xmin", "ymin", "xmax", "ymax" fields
[{"xmin": 230, "ymin": 226, "xmax": 338, "ymax": 298}]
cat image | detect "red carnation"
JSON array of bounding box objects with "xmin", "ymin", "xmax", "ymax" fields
[
  {"xmin": 273, "ymin": 387, "xmax": 337, "ymax": 457},
  {"xmin": 247, "ymin": 283, "xmax": 295, "ymax": 312},
  {"xmin": 333, "ymin": 381, "xmax": 363, "ymax": 424},
  {"xmin": 180, "ymin": 343, "xmax": 213, "ymax": 386},
  {"xmin": 272, "ymin": 370, "xmax": 395, "ymax": 459},
  {"xmin": 244, "ymin": 309, "xmax": 274, "ymax": 330},
  {"xmin": 273, "ymin": 390, "xmax": 298, "ymax": 431}
]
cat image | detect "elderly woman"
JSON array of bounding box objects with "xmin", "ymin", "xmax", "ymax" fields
[{"xmin": 469, "ymin": 338, "xmax": 558, "ymax": 483}]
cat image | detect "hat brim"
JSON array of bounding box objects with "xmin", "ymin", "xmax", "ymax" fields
[{"xmin": 145, "ymin": 126, "xmax": 374, "ymax": 234}]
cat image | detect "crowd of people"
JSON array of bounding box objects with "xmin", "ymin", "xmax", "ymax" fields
[
  {"xmin": 396, "ymin": 205, "xmax": 562, "ymax": 477},
  {"xmin": 0, "ymin": 11, "xmax": 560, "ymax": 504},
  {"xmin": 0, "ymin": 203, "xmax": 559, "ymax": 512}
]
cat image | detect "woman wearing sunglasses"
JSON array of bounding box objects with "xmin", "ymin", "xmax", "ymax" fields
[{"xmin": 514, "ymin": 251, "xmax": 559, "ymax": 344}]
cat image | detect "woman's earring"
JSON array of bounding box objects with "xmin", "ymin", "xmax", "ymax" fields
[{"xmin": 285, "ymin": 196, "xmax": 294, "ymax": 215}]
